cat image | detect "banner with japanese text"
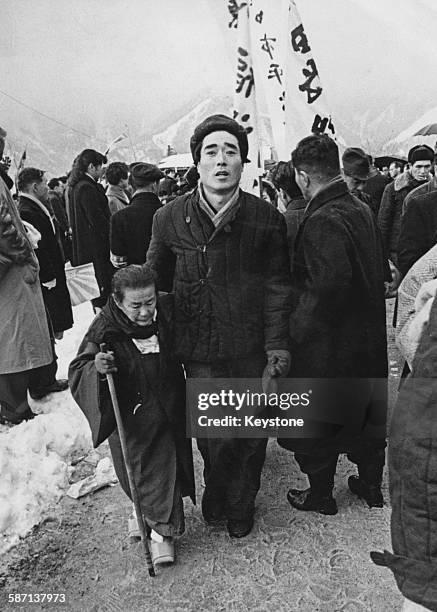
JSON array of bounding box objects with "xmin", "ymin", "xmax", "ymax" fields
[
  {"xmin": 233, "ymin": 3, "xmax": 263, "ymax": 194},
  {"xmin": 220, "ymin": 0, "xmax": 338, "ymax": 161}
]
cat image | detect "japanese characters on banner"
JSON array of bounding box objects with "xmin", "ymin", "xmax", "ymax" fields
[
  {"xmin": 225, "ymin": 0, "xmax": 337, "ymax": 162},
  {"xmin": 232, "ymin": 3, "xmax": 262, "ymax": 194},
  {"xmin": 284, "ymin": 0, "xmax": 336, "ymax": 148}
]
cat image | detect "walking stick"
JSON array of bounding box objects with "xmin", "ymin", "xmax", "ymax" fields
[{"xmin": 100, "ymin": 343, "xmax": 155, "ymax": 577}]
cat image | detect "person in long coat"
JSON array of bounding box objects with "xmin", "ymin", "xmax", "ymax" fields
[
  {"xmin": 0, "ymin": 150, "xmax": 52, "ymax": 424},
  {"xmin": 68, "ymin": 149, "xmax": 113, "ymax": 309},
  {"xmin": 378, "ymin": 145, "xmax": 434, "ymax": 266},
  {"xmin": 69, "ymin": 265, "xmax": 194, "ymax": 565},
  {"xmin": 147, "ymin": 114, "xmax": 292, "ymax": 539},
  {"xmin": 372, "ymin": 287, "xmax": 437, "ymax": 612},
  {"xmin": 278, "ymin": 134, "xmax": 388, "ymax": 515},
  {"xmin": 18, "ymin": 168, "xmax": 73, "ymax": 335},
  {"xmin": 110, "ymin": 163, "xmax": 163, "ymax": 269}
]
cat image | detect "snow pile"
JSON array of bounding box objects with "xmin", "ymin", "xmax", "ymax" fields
[{"xmin": 0, "ymin": 303, "xmax": 95, "ymax": 554}]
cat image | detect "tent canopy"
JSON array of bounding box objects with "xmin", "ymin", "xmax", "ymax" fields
[{"xmin": 158, "ymin": 153, "xmax": 193, "ymax": 169}]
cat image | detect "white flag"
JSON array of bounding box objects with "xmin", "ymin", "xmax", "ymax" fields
[
  {"xmin": 284, "ymin": 0, "xmax": 336, "ymax": 148},
  {"xmin": 233, "ymin": 3, "xmax": 262, "ymax": 194}
]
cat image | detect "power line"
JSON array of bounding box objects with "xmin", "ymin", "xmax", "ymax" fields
[{"xmin": 0, "ymin": 88, "xmax": 106, "ymax": 144}]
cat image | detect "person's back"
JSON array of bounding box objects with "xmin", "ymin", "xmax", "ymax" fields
[
  {"xmin": 363, "ymin": 171, "xmax": 390, "ymax": 217},
  {"xmin": 110, "ymin": 190, "xmax": 161, "ymax": 266}
]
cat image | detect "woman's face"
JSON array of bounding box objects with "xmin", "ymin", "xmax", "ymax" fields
[{"xmin": 115, "ymin": 285, "xmax": 156, "ymax": 326}]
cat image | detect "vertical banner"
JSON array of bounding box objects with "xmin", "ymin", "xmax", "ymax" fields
[
  {"xmin": 249, "ymin": 0, "xmax": 288, "ymax": 159},
  {"xmin": 217, "ymin": 0, "xmax": 338, "ymax": 166},
  {"xmin": 284, "ymin": 0, "xmax": 336, "ymax": 148},
  {"xmin": 233, "ymin": 3, "xmax": 263, "ymax": 194}
]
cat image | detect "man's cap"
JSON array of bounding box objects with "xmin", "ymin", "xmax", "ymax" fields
[
  {"xmin": 342, "ymin": 147, "xmax": 371, "ymax": 181},
  {"xmin": 130, "ymin": 162, "xmax": 164, "ymax": 185},
  {"xmin": 407, "ymin": 144, "xmax": 434, "ymax": 165},
  {"xmin": 190, "ymin": 114, "xmax": 249, "ymax": 164}
]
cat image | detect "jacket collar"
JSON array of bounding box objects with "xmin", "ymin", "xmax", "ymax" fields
[
  {"xmin": 106, "ymin": 184, "xmax": 130, "ymax": 204},
  {"xmin": 303, "ymin": 176, "xmax": 349, "ymax": 220}
]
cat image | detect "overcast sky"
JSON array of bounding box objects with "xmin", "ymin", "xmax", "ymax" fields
[{"xmin": 1, "ymin": 0, "xmax": 437, "ymax": 140}]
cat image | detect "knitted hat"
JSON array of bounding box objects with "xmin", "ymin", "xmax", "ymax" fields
[
  {"xmin": 342, "ymin": 147, "xmax": 371, "ymax": 181},
  {"xmin": 408, "ymin": 145, "xmax": 434, "ymax": 165},
  {"xmin": 190, "ymin": 114, "xmax": 249, "ymax": 164}
]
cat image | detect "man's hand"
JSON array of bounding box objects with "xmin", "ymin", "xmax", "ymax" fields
[
  {"xmin": 42, "ymin": 278, "xmax": 56, "ymax": 290},
  {"xmin": 266, "ymin": 349, "xmax": 291, "ymax": 378},
  {"xmin": 95, "ymin": 351, "xmax": 117, "ymax": 375},
  {"xmin": 384, "ymin": 260, "xmax": 401, "ymax": 298}
]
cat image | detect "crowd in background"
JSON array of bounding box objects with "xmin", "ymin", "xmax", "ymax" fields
[{"xmin": 1, "ymin": 118, "xmax": 437, "ymax": 610}]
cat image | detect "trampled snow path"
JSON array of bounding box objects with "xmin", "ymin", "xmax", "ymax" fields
[{"xmin": 0, "ymin": 303, "xmax": 96, "ymax": 554}]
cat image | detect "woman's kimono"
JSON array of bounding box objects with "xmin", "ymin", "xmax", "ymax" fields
[{"xmin": 69, "ymin": 294, "xmax": 195, "ymax": 537}]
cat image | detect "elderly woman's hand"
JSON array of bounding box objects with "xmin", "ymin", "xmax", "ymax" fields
[{"xmin": 95, "ymin": 351, "xmax": 118, "ymax": 375}]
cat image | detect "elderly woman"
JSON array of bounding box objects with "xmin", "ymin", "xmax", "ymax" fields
[{"xmin": 69, "ymin": 264, "xmax": 194, "ymax": 566}]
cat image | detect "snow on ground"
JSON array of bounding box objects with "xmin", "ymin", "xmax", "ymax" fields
[{"xmin": 0, "ymin": 303, "xmax": 96, "ymax": 554}]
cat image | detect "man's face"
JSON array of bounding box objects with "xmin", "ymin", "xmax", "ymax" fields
[
  {"xmin": 34, "ymin": 176, "xmax": 49, "ymax": 202},
  {"xmin": 54, "ymin": 184, "xmax": 64, "ymax": 196},
  {"xmin": 410, "ymin": 160, "xmax": 432, "ymax": 182},
  {"xmin": 389, "ymin": 163, "xmax": 401, "ymax": 178},
  {"xmin": 198, "ymin": 131, "xmax": 243, "ymax": 195},
  {"xmin": 343, "ymin": 173, "xmax": 366, "ymax": 193},
  {"xmin": 115, "ymin": 285, "xmax": 156, "ymax": 327}
]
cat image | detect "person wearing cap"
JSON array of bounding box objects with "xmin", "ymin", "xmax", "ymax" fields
[
  {"xmin": 110, "ymin": 163, "xmax": 164, "ymax": 269},
  {"xmin": 147, "ymin": 114, "xmax": 291, "ymax": 538},
  {"xmin": 363, "ymin": 155, "xmax": 391, "ymax": 217},
  {"xmin": 342, "ymin": 147, "xmax": 377, "ymax": 213},
  {"xmin": 278, "ymin": 134, "xmax": 388, "ymax": 515},
  {"xmin": 378, "ymin": 144, "xmax": 434, "ymax": 267}
]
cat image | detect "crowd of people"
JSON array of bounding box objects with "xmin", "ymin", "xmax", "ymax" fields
[{"xmin": 1, "ymin": 115, "xmax": 436, "ymax": 610}]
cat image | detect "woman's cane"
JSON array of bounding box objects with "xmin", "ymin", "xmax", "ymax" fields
[{"xmin": 100, "ymin": 343, "xmax": 155, "ymax": 577}]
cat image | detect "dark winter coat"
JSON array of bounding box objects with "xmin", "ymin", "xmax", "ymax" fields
[
  {"xmin": 397, "ymin": 190, "xmax": 437, "ymax": 277},
  {"xmin": 69, "ymin": 175, "xmax": 113, "ymax": 303},
  {"xmin": 283, "ymin": 196, "xmax": 306, "ymax": 264},
  {"xmin": 69, "ymin": 293, "xmax": 195, "ymax": 515},
  {"xmin": 146, "ymin": 188, "xmax": 292, "ymax": 362},
  {"xmin": 278, "ymin": 178, "xmax": 387, "ymax": 452},
  {"xmin": 402, "ymin": 175, "xmax": 437, "ymax": 215},
  {"xmin": 371, "ymin": 293, "xmax": 437, "ymax": 611},
  {"xmin": 18, "ymin": 195, "xmax": 73, "ymax": 333},
  {"xmin": 69, "ymin": 175, "xmax": 110, "ymax": 267},
  {"xmin": 288, "ymin": 177, "xmax": 387, "ymax": 378},
  {"xmin": 110, "ymin": 191, "xmax": 162, "ymax": 265},
  {"xmin": 47, "ymin": 190, "xmax": 71, "ymax": 262},
  {"xmin": 378, "ymin": 172, "xmax": 424, "ymax": 264},
  {"xmin": 363, "ymin": 171, "xmax": 390, "ymax": 217}
]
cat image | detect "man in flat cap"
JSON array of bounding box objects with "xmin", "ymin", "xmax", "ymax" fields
[
  {"xmin": 342, "ymin": 147, "xmax": 376, "ymax": 211},
  {"xmin": 110, "ymin": 163, "xmax": 164, "ymax": 268},
  {"xmin": 378, "ymin": 144, "xmax": 434, "ymax": 268},
  {"xmin": 147, "ymin": 114, "xmax": 291, "ymax": 538}
]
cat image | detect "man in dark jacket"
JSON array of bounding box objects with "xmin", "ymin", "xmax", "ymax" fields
[
  {"xmin": 397, "ymin": 189, "xmax": 437, "ymax": 277},
  {"xmin": 147, "ymin": 114, "xmax": 291, "ymax": 538},
  {"xmin": 47, "ymin": 177, "xmax": 71, "ymax": 262},
  {"xmin": 270, "ymin": 160, "xmax": 305, "ymax": 258},
  {"xmin": 110, "ymin": 163, "xmax": 163, "ymax": 269},
  {"xmin": 278, "ymin": 134, "xmax": 388, "ymax": 515},
  {"xmin": 378, "ymin": 145, "xmax": 434, "ymax": 266},
  {"xmin": 362, "ymin": 155, "xmax": 391, "ymax": 217},
  {"xmin": 17, "ymin": 167, "xmax": 70, "ymax": 399},
  {"xmin": 68, "ymin": 149, "xmax": 112, "ymax": 309}
]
